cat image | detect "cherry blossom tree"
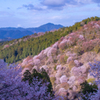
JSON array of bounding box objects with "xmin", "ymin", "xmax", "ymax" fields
[
  {"xmin": 79, "ymin": 60, "xmax": 100, "ymax": 100},
  {"xmin": 0, "ymin": 59, "xmax": 56, "ymax": 100},
  {"xmin": 88, "ymin": 60, "xmax": 100, "ymax": 100}
]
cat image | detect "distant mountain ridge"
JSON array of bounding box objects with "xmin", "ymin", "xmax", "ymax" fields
[{"xmin": 0, "ymin": 23, "xmax": 64, "ymax": 40}]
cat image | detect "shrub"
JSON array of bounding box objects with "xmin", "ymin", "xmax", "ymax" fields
[
  {"xmin": 60, "ymin": 55, "xmax": 68, "ymax": 64},
  {"xmin": 79, "ymin": 81, "xmax": 98, "ymax": 100},
  {"xmin": 50, "ymin": 77, "xmax": 56, "ymax": 86},
  {"xmin": 0, "ymin": 60, "xmax": 54, "ymax": 99},
  {"xmin": 33, "ymin": 58, "xmax": 41, "ymax": 66},
  {"xmin": 24, "ymin": 64, "xmax": 33, "ymax": 70},
  {"xmin": 74, "ymin": 46, "xmax": 83, "ymax": 55},
  {"xmin": 60, "ymin": 75, "xmax": 68, "ymax": 83},
  {"xmin": 68, "ymin": 60, "xmax": 76, "ymax": 70},
  {"xmin": 23, "ymin": 68, "xmax": 54, "ymax": 96},
  {"xmin": 54, "ymin": 65, "xmax": 57, "ymax": 71},
  {"xmin": 60, "ymin": 82, "xmax": 69, "ymax": 90},
  {"xmin": 79, "ymin": 60, "xmax": 100, "ymax": 100},
  {"xmin": 59, "ymin": 41, "xmax": 68, "ymax": 50},
  {"xmin": 94, "ymin": 45, "xmax": 100, "ymax": 53},
  {"xmin": 82, "ymin": 41, "xmax": 94, "ymax": 52},
  {"xmin": 64, "ymin": 55, "xmax": 68, "ymax": 62},
  {"xmin": 67, "ymin": 57, "xmax": 73, "ymax": 63},
  {"xmin": 87, "ymin": 78, "xmax": 95, "ymax": 83},
  {"xmin": 47, "ymin": 47, "xmax": 57, "ymax": 57},
  {"xmin": 54, "ymin": 59, "xmax": 58, "ymax": 63}
]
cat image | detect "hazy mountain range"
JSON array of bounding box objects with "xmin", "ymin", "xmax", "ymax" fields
[{"xmin": 0, "ymin": 23, "xmax": 63, "ymax": 41}]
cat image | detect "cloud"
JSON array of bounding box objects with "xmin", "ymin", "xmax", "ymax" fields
[
  {"xmin": 41, "ymin": 0, "xmax": 92, "ymax": 10},
  {"xmin": 22, "ymin": 4, "xmax": 44, "ymax": 11},
  {"xmin": 41, "ymin": 0, "xmax": 65, "ymax": 7},
  {"xmin": 51, "ymin": 16, "xmax": 62, "ymax": 19},
  {"xmin": 92, "ymin": 0, "xmax": 100, "ymax": 3},
  {"xmin": 0, "ymin": 11, "xmax": 14, "ymax": 16},
  {"xmin": 7, "ymin": 7, "xmax": 10, "ymax": 9},
  {"xmin": 91, "ymin": 0, "xmax": 100, "ymax": 7},
  {"xmin": 20, "ymin": 0, "xmax": 100, "ymax": 11},
  {"xmin": 41, "ymin": 0, "xmax": 66, "ymax": 10},
  {"xmin": 17, "ymin": 24, "xmax": 21, "ymax": 27}
]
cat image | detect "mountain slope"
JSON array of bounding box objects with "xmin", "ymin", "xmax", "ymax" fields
[
  {"xmin": 0, "ymin": 16, "xmax": 100, "ymax": 99},
  {"xmin": 0, "ymin": 16, "xmax": 100, "ymax": 64},
  {"xmin": 0, "ymin": 23, "xmax": 63, "ymax": 40},
  {"xmin": 19, "ymin": 19, "xmax": 100, "ymax": 99}
]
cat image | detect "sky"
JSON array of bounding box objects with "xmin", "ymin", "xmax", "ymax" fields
[{"xmin": 0, "ymin": 0, "xmax": 100, "ymax": 28}]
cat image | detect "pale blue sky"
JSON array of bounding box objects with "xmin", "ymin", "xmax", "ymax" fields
[{"xmin": 0, "ymin": 0, "xmax": 100, "ymax": 28}]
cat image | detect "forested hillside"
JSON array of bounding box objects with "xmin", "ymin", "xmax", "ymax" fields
[
  {"xmin": 1, "ymin": 16, "xmax": 100, "ymax": 99},
  {"xmin": 0, "ymin": 16, "xmax": 100, "ymax": 64},
  {"xmin": 18, "ymin": 17, "xmax": 100, "ymax": 99}
]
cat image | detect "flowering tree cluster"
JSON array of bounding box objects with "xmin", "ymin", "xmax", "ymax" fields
[
  {"xmin": 1, "ymin": 58, "xmax": 100, "ymax": 100},
  {"xmin": 79, "ymin": 60, "xmax": 100, "ymax": 100},
  {"xmin": 88, "ymin": 60, "xmax": 100, "ymax": 100},
  {"xmin": 0, "ymin": 59, "xmax": 56, "ymax": 100}
]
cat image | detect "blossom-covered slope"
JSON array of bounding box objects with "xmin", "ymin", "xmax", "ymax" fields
[
  {"xmin": 1, "ymin": 16, "xmax": 100, "ymax": 64},
  {"xmin": 19, "ymin": 20, "xmax": 100, "ymax": 99}
]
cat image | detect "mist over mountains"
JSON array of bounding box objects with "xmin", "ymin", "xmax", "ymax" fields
[{"xmin": 0, "ymin": 23, "xmax": 63, "ymax": 40}]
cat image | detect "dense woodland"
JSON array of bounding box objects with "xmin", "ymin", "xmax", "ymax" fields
[{"xmin": 0, "ymin": 16, "xmax": 100, "ymax": 64}]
